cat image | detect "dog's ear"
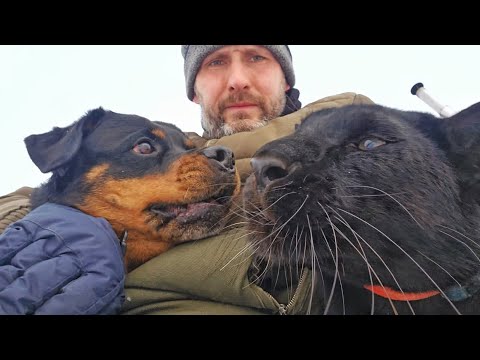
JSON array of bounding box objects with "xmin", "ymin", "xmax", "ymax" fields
[
  {"xmin": 24, "ymin": 107, "xmax": 106, "ymax": 174},
  {"xmin": 441, "ymin": 102, "xmax": 480, "ymax": 204}
]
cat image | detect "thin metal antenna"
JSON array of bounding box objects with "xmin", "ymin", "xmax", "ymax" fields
[{"xmin": 411, "ymin": 82, "xmax": 456, "ymax": 118}]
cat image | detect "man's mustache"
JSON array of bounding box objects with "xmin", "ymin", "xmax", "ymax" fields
[{"xmin": 219, "ymin": 92, "xmax": 265, "ymax": 112}]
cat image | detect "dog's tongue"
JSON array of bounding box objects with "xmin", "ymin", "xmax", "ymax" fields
[
  {"xmin": 155, "ymin": 197, "xmax": 224, "ymax": 224},
  {"xmin": 176, "ymin": 202, "xmax": 220, "ymax": 223},
  {"xmin": 186, "ymin": 202, "xmax": 211, "ymax": 215}
]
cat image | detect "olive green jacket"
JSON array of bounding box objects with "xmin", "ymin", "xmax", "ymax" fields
[
  {"xmin": 122, "ymin": 92, "xmax": 374, "ymax": 315},
  {"xmin": 0, "ymin": 187, "xmax": 32, "ymax": 235},
  {"xmin": 122, "ymin": 227, "xmax": 320, "ymax": 315}
]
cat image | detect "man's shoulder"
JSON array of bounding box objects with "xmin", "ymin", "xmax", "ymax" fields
[
  {"xmin": 303, "ymin": 92, "xmax": 375, "ymax": 111},
  {"xmin": 0, "ymin": 187, "xmax": 33, "ymax": 234},
  {"xmin": 0, "ymin": 186, "xmax": 33, "ymax": 200},
  {"xmin": 264, "ymin": 92, "xmax": 375, "ymax": 130}
]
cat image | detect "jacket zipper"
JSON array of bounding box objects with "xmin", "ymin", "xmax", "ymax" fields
[{"xmin": 266, "ymin": 268, "xmax": 309, "ymax": 315}]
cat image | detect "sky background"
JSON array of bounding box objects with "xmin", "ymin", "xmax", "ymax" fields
[{"xmin": 1, "ymin": 45, "xmax": 479, "ymax": 195}]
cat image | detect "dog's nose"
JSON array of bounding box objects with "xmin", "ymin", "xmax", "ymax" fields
[
  {"xmin": 251, "ymin": 155, "xmax": 289, "ymax": 190},
  {"xmin": 201, "ymin": 146, "xmax": 235, "ymax": 173}
]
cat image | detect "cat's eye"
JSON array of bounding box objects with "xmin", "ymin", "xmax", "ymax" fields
[{"xmin": 358, "ymin": 138, "xmax": 386, "ymax": 151}]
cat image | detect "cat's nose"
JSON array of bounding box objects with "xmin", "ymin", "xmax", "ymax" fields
[{"xmin": 251, "ymin": 156, "xmax": 289, "ymax": 190}]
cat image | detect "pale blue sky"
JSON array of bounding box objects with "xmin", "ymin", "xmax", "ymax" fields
[{"xmin": 1, "ymin": 45, "xmax": 479, "ymax": 195}]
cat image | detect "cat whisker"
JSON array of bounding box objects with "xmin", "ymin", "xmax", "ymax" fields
[
  {"xmin": 271, "ymin": 228, "xmax": 291, "ymax": 292},
  {"xmin": 437, "ymin": 225, "xmax": 480, "ymax": 252},
  {"xmin": 253, "ymin": 246, "xmax": 274, "ymax": 286},
  {"xmin": 220, "ymin": 230, "xmax": 266, "ymax": 271},
  {"xmin": 261, "ymin": 191, "xmax": 298, "ymax": 214},
  {"xmin": 416, "ymin": 250, "xmax": 462, "ymax": 287},
  {"xmin": 289, "ymin": 225, "xmax": 301, "ymax": 279},
  {"xmin": 338, "ymin": 193, "xmax": 408, "ymax": 198},
  {"xmin": 316, "ymin": 201, "xmax": 345, "ymax": 315},
  {"xmin": 343, "ymin": 185, "xmax": 424, "ymax": 230},
  {"xmin": 306, "ymin": 213, "xmax": 320, "ymax": 315},
  {"xmin": 437, "ymin": 229, "xmax": 480, "ymax": 263},
  {"xmin": 331, "ymin": 211, "xmax": 410, "ymax": 315},
  {"xmin": 336, "ymin": 206, "xmax": 461, "ymax": 315},
  {"xmin": 312, "ymin": 219, "xmax": 328, "ymax": 300},
  {"xmin": 240, "ymin": 199, "xmax": 269, "ymax": 220},
  {"xmin": 332, "ymin": 212, "xmax": 381, "ymax": 314},
  {"xmin": 249, "ymin": 221, "xmax": 293, "ymax": 286},
  {"xmin": 270, "ymin": 181, "xmax": 293, "ymax": 191}
]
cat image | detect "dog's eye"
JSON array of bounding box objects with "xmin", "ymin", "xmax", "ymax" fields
[
  {"xmin": 133, "ymin": 142, "xmax": 154, "ymax": 155},
  {"xmin": 358, "ymin": 138, "xmax": 386, "ymax": 151}
]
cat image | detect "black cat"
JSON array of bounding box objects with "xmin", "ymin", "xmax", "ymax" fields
[{"xmin": 243, "ymin": 102, "xmax": 480, "ymax": 314}]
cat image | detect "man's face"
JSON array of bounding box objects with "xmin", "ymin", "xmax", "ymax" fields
[{"xmin": 193, "ymin": 45, "xmax": 290, "ymax": 139}]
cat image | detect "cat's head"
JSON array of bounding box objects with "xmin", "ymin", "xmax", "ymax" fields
[{"xmin": 243, "ymin": 102, "xmax": 480, "ymax": 294}]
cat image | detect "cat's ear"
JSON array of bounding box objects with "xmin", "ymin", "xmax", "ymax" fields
[{"xmin": 441, "ymin": 102, "xmax": 480, "ymax": 204}]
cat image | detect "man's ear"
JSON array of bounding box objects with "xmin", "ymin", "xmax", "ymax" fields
[
  {"xmin": 24, "ymin": 107, "xmax": 106, "ymax": 174},
  {"xmin": 441, "ymin": 102, "xmax": 480, "ymax": 204}
]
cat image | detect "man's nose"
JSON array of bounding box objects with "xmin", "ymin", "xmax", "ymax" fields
[{"xmin": 227, "ymin": 62, "xmax": 251, "ymax": 91}]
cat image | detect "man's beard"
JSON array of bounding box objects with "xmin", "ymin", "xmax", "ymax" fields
[
  {"xmin": 200, "ymin": 91, "xmax": 286, "ymax": 139},
  {"xmin": 205, "ymin": 117, "xmax": 269, "ymax": 139}
]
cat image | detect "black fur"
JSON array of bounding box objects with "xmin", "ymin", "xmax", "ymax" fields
[{"xmin": 244, "ymin": 102, "xmax": 480, "ymax": 314}]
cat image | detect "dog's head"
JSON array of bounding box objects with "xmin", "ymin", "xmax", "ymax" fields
[{"xmin": 25, "ymin": 108, "xmax": 241, "ymax": 271}]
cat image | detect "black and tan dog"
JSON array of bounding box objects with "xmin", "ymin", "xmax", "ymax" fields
[
  {"xmin": 244, "ymin": 102, "xmax": 480, "ymax": 314},
  {"xmin": 25, "ymin": 108, "xmax": 240, "ymax": 272}
]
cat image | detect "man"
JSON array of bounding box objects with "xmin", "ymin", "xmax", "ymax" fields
[
  {"xmin": 120, "ymin": 45, "xmax": 374, "ymax": 315},
  {"xmin": 1, "ymin": 45, "xmax": 374, "ymax": 315},
  {"xmin": 187, "ymin": 45, "xmax": 298, "ymax": 138}
]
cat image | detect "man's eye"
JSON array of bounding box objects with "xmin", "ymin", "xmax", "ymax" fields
[
  {"xmin": 208, "ymin": 59, "xmax": 224, "ymax": 67},
  {"xmin": 133, "ymin": 142, "xmax": 154, "ymax": 154},
  {"xmin": 251, "ymin": 55, "xmax": 265, "ymax": 62}
]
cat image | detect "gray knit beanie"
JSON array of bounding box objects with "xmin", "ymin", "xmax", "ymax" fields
[{"xmin": 181, "ymin": 45, "xmax": 295, "ymax": 101}]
